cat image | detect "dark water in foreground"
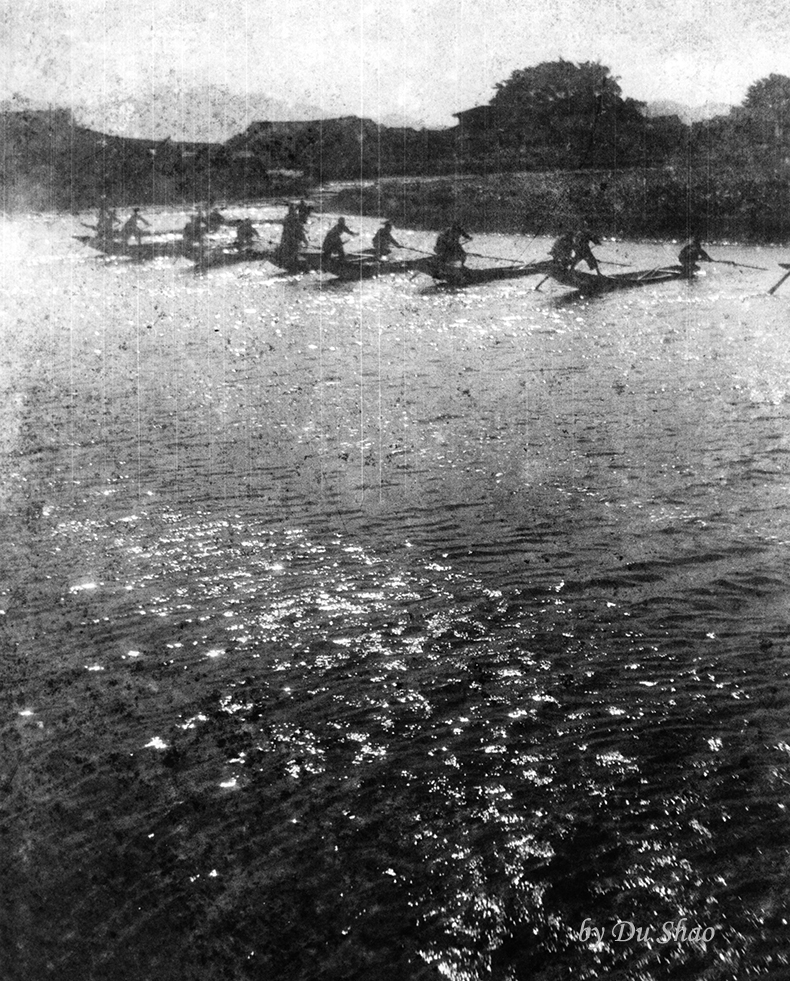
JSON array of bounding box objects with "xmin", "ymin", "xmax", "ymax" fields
[{"xmin": 3, "ymin": 214, "xmax": 790, "ymax": 980}]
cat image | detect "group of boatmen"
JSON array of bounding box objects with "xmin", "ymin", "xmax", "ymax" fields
[
  {"xmin": 92, "ymin": 197, "xmax": 714, "ymax": 277},
  {"xmin": 312, "ymin": 219, "xmax": 712, "ymax": 277},
  {"xmin": 274, "ymin": 206, "xmax": 406, "ymax": 268},
  {"xmin": 549, "ymin": 229, "xmax": 713, "ymax": 278},
  {"xmin": 94, "ymin": 203, "xmax": 151, "ymax": 244}
]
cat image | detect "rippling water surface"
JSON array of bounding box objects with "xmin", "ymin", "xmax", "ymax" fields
[{"xmin": 3, "ymin": 212, "xmax": 790, "ymax": 980}]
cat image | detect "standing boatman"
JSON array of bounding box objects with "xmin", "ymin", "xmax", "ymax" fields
[
  {"xmin": 182, "ymin": 209, "xmax": 208, "ymax": 245},
  {"xmin": 296, "ymin": 199, "xmax": 313, "ymax": 223},
  {"xmin": 571, "ymin": 230, "xmax": 602, "ymax": 276},
  {"xmin": 122, "ymin": 208, "xmax": 151, "ymax": 246},
  {"xmin": 277, "ymin": 204, "xmax": 309, "ymax": 269},
  {"xmin": 434, "ymin": 223, "xmax": 472, "ymax": 265},
  {"xmin": 549, "ymin": 230, "xmax": 576, "ymax": 269},
  {"xmin": 371, "ymin": 220, "xmax": 402, "ymax": 259},
  {"xmin": 95, "ymin": 200, "xmax": 119, "ymax": 241},
  {"xmin": 678, "ymin": 236, "xmax": 713, "ymax": 278},
  {"xmin": 322, "ymin": 217, "xmax": 357, "ymax": 261}
]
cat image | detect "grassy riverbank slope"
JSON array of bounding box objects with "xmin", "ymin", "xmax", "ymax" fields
[{"xmin": 333, "ymin": 169, "xmax": 790, "ymax": 243}]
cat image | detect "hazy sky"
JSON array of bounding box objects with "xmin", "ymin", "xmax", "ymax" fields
[{"xmin": 4, "ymin": 0, "xmax": 790, "ymax": 126}]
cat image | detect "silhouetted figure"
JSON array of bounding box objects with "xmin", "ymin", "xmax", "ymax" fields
[
  {"xmin": 234, "ymin": 218, "xmax": 260, "ymax": 250},
  {"xmin": 572, "ymin": 230, "xmax": 602, "ymax": 275},
  {"xmin": 277, "ymin": 205, "xmax": 309, "ymax": 268},
  {"xmin": 182, "ymin": 211, "xmax": 208, "ymax": 245},
  {"xmin": 372, "ymin": 220, "xmax": 402, "ymax": 259},
  {"xmin": 95, "ymin": 199, "xmax": 119, "ymax": 241},
  {"xmin": 550, "ymin": 231, "xmax": 576, "ymax": 269},
  {"xmin": 206, "ymin": 208, "xmax": 228, "ymax": 232},
  {"xmin": 122, "ymin": 208, "xmax": 150, "ymax": 246},
  {"xmin": 322, "ymin": 217, "xmax": 357, "ymax": 261},
  {"xmin": 678, "ymin": 236, "xmax": 713, "ymax": 277},
  {"xmin": 434, "ymin": 223, "xmax": 472, "ymax": 265},
  {"xmin": 550, "ymin": 230, "xmax": 602, "ymax": 275}
]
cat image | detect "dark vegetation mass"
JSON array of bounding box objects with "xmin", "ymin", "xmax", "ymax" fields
[{"xmin": 4, "ymin": 61, "xmax": 790, "ymax": 241}]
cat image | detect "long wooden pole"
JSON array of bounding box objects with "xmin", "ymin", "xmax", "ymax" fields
[
  {"xmin": 768, "ymin": 269, "xmax": 790, "ymax": 295},
  {"xmin": 713, "ymin": 259, "xmax": 769, "ymax": 271}
]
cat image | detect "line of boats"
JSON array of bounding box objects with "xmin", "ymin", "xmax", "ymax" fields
[
  {"xmin": 73, "ymin": 228, "xmax": 556, "ymax": 284},
  {"xmin": 72, "ymin": 222, "xmax": 750, "ymax": 295}
]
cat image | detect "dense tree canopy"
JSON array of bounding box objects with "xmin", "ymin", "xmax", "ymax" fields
[
  {"xmin": 492, "ymin": 60, "xmax": 624, "ymax": 118},
  {"xmin": 692, "ymin": 73, "xmax": 790, "ymax": 167},
  {"xmin": 742, "ymin": 73, "xmax": 790, "ymax": 143},
  {"xmin": 743, "ymin": 74, "xmax": 790, "ymax": 119},
  {"xmin": 483, "ymin": 60, "xmax": 647, "ymax": 167}
]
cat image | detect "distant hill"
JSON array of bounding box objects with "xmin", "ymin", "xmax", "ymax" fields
[
  {"xmin": 645, "ymin": 100, "xmax": 732, "ymax": 124},
  {"xmin": 73, "ymin": 84, "xmax": 330, "ymax": 143}
]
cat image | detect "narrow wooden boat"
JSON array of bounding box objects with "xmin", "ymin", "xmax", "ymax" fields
[
  {"xmin": 428, "ymin": 258, "xmax": 554, "ymax": 286},
  {"xmin": 268, "ymin": 249, "xmax": 432, "ymax": 280},
  {"xmin": 74, "ymin": 234, "xmax": 188, "ymax": 261},
  {"xmin": 549, "ymin": 264, "xmax": 688, "ymax": 294},
  {"xmin": 325, "ymin": 252, "xmax": 434, "ymax": 281},
  {"xmin": 192, "ymin": 244, "xmax": 277, "ymax": 271}
]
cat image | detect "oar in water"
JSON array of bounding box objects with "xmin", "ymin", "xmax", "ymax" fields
[
  {"xmin": 768, "ymin": 267, "xmax": 790, "ymax": 295},
  {"xmin": 712, "ymin": 259, "xmax": 769, "ymax": 271}
]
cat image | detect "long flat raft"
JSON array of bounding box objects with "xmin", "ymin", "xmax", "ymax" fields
[{"xmin": 549, "ymin": 265, "xmax": 688, "ymax": 294}]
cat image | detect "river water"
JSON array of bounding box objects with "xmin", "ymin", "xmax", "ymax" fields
[{"xmin": 3, "ymin": 210, "xmax": 790, "ymax": 980}]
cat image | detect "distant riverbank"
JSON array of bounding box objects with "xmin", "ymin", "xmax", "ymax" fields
[{"xmin": 331, "ymin": 169, "xmax": 790, "ymax": 244}]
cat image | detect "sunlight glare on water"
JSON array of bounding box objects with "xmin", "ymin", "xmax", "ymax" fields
[{"xmin": 3, "ymin": 215, "xmax": 790, "ymax": 979}]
